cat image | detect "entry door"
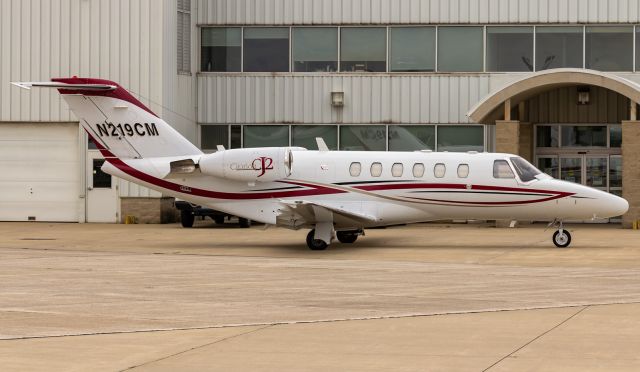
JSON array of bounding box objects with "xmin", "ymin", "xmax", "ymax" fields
[{"xmin": 86, "ymin": 152, "xmax": 118, "ymax": 222}]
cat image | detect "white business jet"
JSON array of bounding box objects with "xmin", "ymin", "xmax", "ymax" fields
[{"xmin": 13, "ymin": 78, "xmax": 629, "ymax": 249}]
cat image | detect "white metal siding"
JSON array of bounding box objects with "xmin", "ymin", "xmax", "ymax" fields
[
  {"xmin": 197, "ymin": 75, "xmax": 490, "ymax": 124},
  {"xmin": 196, "ymin": 0, "xmax": 640, "ymax": 25}
]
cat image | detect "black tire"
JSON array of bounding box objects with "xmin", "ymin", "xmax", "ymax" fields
[
  {"xmin": 553, "ymin": 230, "xmax": 571, "ymax": 248},
  {"xmin": 214, "ymin": 216, "xmax": 225, "ymax": 225},
  {"xmin": 336, "ymin": 231, "xmax": 358, "ymax": 244},
  {"xmin": 181, "ymin": 210, "xmax": 195, "ymax": 228},
  {"xmin": 306, "ymin": 229, "xmax": 328, "ymax": 250},
  {"xmin": 239, "ymin": 218, "xmax": 251, "ymax": 228}
]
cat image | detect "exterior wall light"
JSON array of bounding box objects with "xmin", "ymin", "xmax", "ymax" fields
[
  {"xmin": 331, "ymin": 91, "xmax": 344, "ymax": 107},
  {"xmin": 577, "ymin": 87, "xmax": 590, "ymax": 105}
]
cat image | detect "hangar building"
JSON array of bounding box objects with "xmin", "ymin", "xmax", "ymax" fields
[{"xmin": 1, "ymin": 0, "xmax": 640, "ymax": 227}]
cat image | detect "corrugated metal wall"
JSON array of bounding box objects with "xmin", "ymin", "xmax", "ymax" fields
[
  {"xmin": 197, "ymin": 0, "xmax": 640, "ymax": 25},
  {"xmin": 198, "ymin": 75, "xmax": 491, "ymax": 124}
]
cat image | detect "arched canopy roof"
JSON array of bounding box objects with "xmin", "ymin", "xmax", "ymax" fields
[{"xmin": 467, "ymin": 68, "xmax": 640, "ymax": 124}]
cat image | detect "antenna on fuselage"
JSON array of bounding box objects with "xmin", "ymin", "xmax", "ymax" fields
[{"xmin": 316, "ymin": 137, "xmax": 329, "ymax": 152}]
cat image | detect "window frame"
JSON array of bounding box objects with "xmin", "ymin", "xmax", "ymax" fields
[
  {"xmin": 391, "ymin": 162, "xmax": 404, "ymax": 177},
  {"xmin": 370, "ymin": 162, "xmax": 383, "ymax": 177},
  {"xmin": 434, "ymin": 163, "xmax": 446, "ymax": 178},
  {"xmin": 457, "ymin": 164, "xmax": 470, "ymax": 178},
  {"xmin": 493, "ymin": 159, "xmax": 516, "ymax": 179},
  {"xmin": 412, "ymin": 163, "xmax": 425, "ymax": 178},
  {"xmin": 349, "ymin": 162, "xmax": 362, "ymax": 177}
]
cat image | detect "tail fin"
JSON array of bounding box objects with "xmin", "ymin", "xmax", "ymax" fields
[{"xmin": 16, "ymin": 78, "xmax": 202, "ymax": 159}]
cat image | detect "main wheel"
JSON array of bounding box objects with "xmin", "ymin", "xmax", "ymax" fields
[
  {"xmin": 239, "ymin": 218, "xmax": 251, "ymax": 228},
  {"xmin": 306, "ymin": 229, "xmax": 328, "ymax": 250},
  {"xmin": 553, "ymin": 230, "xmax": 571, "ymax": 248},
  {"xmin": 180, "ymin": 210, "xmax": 195, "ymax": 228},
  {"xmin": 336, "ymin": 231, "xmax": 358, "ymax": 244}
]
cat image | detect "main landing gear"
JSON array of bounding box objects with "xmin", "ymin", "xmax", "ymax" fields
[
  {"xmin": 550, "ymin": 220, "xmax": 572, "ymax": 248},
  {"xmin": 306, "ymin": 228, "xmax": 363, "ymax": 250}
]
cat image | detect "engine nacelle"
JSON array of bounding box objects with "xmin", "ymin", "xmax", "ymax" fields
[{"xmin": 198, "ymin": 147, "xmax": 295, "ymax": 183}]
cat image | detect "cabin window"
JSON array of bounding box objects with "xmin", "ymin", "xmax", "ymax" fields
[
  {"xmin": 493, "ymin": 160, "xmax": 515, "ymax": 179},
  {"xmin": 434, "ymin": 163, "xmax": 446, "ymax": 178},
  {"xmin": 391, "ymin": 163, "xmax": 403, "ymax": 177},
  {"xmin": 457, "ymin": 164, "xmax": 469, "ymax": 178},
  {"xmin": 413, "ymin": 163, "xmax": 425, "ymax": 178},
  {"xmin": 349, "ymin": 162, "xmax": 362, "ymax": 177},
  {"xmin": 370, "ymin": 162, "xmax": 383, "ymax": 177}
]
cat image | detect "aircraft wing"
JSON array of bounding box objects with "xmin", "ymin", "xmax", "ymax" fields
[{"xmin": 278, "ymin": 199, "xmax": 380, "ymax": 227}]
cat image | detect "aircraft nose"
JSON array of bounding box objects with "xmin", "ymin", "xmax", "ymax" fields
[{"xmin": 599, "ymin": 192, "xmax": 629, "ymax": 218}]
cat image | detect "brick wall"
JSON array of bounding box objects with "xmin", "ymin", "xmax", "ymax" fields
[{"xmin": 622, "ymin": 121, "xmax": 640, "ymax": 228}]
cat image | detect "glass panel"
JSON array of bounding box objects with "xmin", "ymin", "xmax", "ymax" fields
[
  {"xmin": 493, "ymin": 160, "xmax": 515, "ymax": 179},
  {"xmin": 370, "ymin": 162, "xmax": 383, "ymax": 177},
  {"xmin": 610, "ymin": 125, "xmax": 622, "ymax": 148},
  {"xmin": 437, "ymin": 125, "xmax": 484, "ymax": 152},
  {"xmin": 536, "ymin": 125, "xmax": 559, "ymax": 147},
  {"xmin": 292, "ymin": 28, "xmax": 338, "ymax": 72},
  {"xmin": 437, "ymin": 27, "xmax": 483, "ymax": 72},
  {"xmin": 230, "ymin": 125, "xmax": 242, "ymax": 149},
  {"xmin": 339, "ymin": 125, "xmax": 386, "ymax": 151},
  {"xmin": 434, "ymin": 163, "xmax": 446, "ymax": 178},
  {"xmin": 535, "ymin": 26, "xmax": 583, "ymax": 70},
  {"xmin": 389, "ymin": 27, "xmax": 435, "ymax": 72},
  {"xmin": 92, "ymin": 159, "xmax": 112, "ymax": 188},
  {"xmin": 637, "ymin": 27, "xmax": 640, "ymax": 71},
  {"xmin": 610, "ymin": 156, "xmax": 622, "ymax": 188},
  {"xmin": 340, "ymin": 28, "xmax": 386, "ymax": 72},
  {"xmin": 349, "ymin": 162, "xmax": 362, "ymax": 177},
  {"xmin": 243, "ymin": 125, "xmax": 289, "ymax": 147},
  {"xmin": 561, "ymin": 126, "xmax": 607, "ymax": 147},
  {"xmin": 243, "ymin": 28, "xmax": 289, "ymax": 72},
  {"xmin": 200, "ymin": 125, "xmax": 228, "ymax": 150},
  {"xmin": 586, "ymin": 26, "xmax": 633, "ymax": 71},
  {"xmin": 586, "ymin": 157, "xmax": 607, "ymax": 188},
  {"xmin": 560, "ymin": 157, "xmax": 582, "ymax": 184},
  {"xmin": 391, "ymin": 163, "xmax": 403, "ymax": 177},
  {"xmin": 457, "ymin": 164, "xmax": 469, "ymax": 178},
  {"xmin": 292, "ymin": 125, "xmax": 338, "ymax": 150},
  {"xmin": 486, "ymin": 27, "xmax": 533, "ymax": 72},
  {"xmin": 388, "ymin": 125, "xmax": 435, "ymax": 151},
  {"xmin": 537, "ymin": 157, "xmax": 559, "ymax": 179},
  {"xmin": 511, "ymin": 157, "xmax": 542, "ymax": 182},
  {"xmin": 88, "ymin": 137, "xmax": 98, "ymax": 150},
  {"xmin": 413, "ymin": 163, "xmax": 425, "ymax": 178},
  {"xmin": 201, "ymin": 27, "xmax": 242, "ymax": 72}
]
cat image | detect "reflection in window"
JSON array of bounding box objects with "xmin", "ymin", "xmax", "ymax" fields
[
  {"xmin": 201, "ymin": 125, "xmax": 228, "ymax": 150},
  {"xmin": 434, "ymin": 163, "xmax": 446, "ymax": 178},
  {"xmin": 413, "ymin": 163, "xmax": 425, "ymax": 178},
  {"xmin": 610, "ymin": 156, "xmax": 622, "ymax": 188},
  {"xmin": 586, "ymin": 157, "xmax": 608, "ymax": 188},
  {"xmin": 493, "ymin": 160, "xmax": 515, "ymax": 179},
  {"xmin": 486, "ymin": 27, "xmax": 533, "ymax": 72},
  {"xmin": 535, "ymin": 26, "xmax": 583, "ymax": 70},
  {"xmin": 340, "ymin": 28, "xmax": 386, "ymax": 72},
  {"xmin": 201, "ymin": 28, "xmax": 242, "ymax": 72},
  {"xmin": 537, "ymin": 157, "xmax": 559, "ymax": 179},
  {"xmin": 292, "ymin": 125, "xmax": 337, "ymax": 150},
  {"xmin": 586, "ymin": 26, "xmax": 633, "ymax": 71},
  {"xmin": 561, "ymin": 126, "xmax": 607, "ymax": 147},
  {"xmin": 340, "ymin": 125, "xmax": 386, "ymax": 151},
  {"xmin": 243, "ymin": 125, "xmax": 289, "ymax": 147},
  {"xmin": 243, "ymin": 28, "xmax": 289, "ymax": 72},
  {"xmin": 230, "ymin": 125, "xmax": 242, "ymax": 149},
  {"xmin": 510, "ymin": 157, "xmax": 541, "ymax": 182},
  {"xmin": 390, "ymin": 27, "xmax": 435, "ymax": 72},
  {"xmin": 536, "ymin": 125, "xmax": 559, "ymax": 147},
  {"xmin": 92, "ymin": 159, "xmax": 112, "ymax": 188},
  {"xmin": 437, "ymin": 126, "xmax": 484, "ymax": 152},
  {"xmin": 610, "ymin": 125, "xmax": 621, "ymax": 148},
  {"xmin": 391, "ymin": 163, "xmax": 404, "ymax": 177},
  {"xmin": 437, "ymin": 27, "xmax": 483, "ymax": 72},
  {"xmin": 370, "ymin": 162, "xmax": 383, "ymax": 177},
  {"xmin": 349, "ymin": 162, "xmax": 362, "ymax": 177},
  {"xmin": 292, "ymin": 28, "xmax": 338, "ymax": 72},
  {"xmin": 388, "ymin": 126, "xmax": 435, "ymax": 151},
  {"xmin": 457, "ymin": 164, "xmax": 469, "ymax": 178}
]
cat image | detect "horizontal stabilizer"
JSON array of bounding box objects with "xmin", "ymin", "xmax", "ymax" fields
[{"xmin": 11, "ymin": 82, "xmax": 116, "ymax": 91}]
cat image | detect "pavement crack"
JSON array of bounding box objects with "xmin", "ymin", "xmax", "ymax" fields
[
  {"xmin": 120, "ymin": 324, "xmax": 274, "ymax": 371},
  {"xmin": 482, "ymin": 305, "xmax": 589, "ymax": 371}
]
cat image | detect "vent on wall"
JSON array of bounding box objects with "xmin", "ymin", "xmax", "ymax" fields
[{"xmin": 28, "ymin": 216, "xmax": 36, "ymax": 221}]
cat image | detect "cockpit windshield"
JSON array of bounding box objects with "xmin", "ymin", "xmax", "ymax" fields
[{"xmin": 510, "ymin": 157, "xmax": 542, "ymax": 182}]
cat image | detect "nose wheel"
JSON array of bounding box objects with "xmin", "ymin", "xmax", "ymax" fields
[{"xmin": 550, "ymin": 220, "xmax": 572, "ymax": 248}]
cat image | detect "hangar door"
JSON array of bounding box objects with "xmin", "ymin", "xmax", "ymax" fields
[{"xmin": 0, "ymin": 123, "xmax": 80, "ymax": 222}]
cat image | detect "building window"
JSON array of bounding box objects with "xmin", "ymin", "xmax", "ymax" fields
[
  {"xmin": 201, "ymin": 28, "xmax": 241, "ymax": 72},
  {"xmin": 535, "ymin": 26, "xmax": 583, "ymax": 70},
  {"xmin": 437, "ymin": 26, "xmax": 483, "ymax": 72},
  {"xmin": 92, "ymin": 159, "xmax": 112, "ymax": 188},
  {"xmin": 457, "ymin": 164, "xmax": 469, "ymax": 178},
  {"xmin": 610, "ymin": 125, "xmax": 622, "ymax": 148},
  {"xmin": 493, "ymin": 160, "xmax": 515, "ymax": 179},
  {"xmin": 536, "ymin": 125, "xmax": 559, "ymax": 147},
  {"xmin": 370, "ymin": 162, "xmax": 383, "ymax": 177},
  {"xmin": 434, "ymin": 163, "xmax": 446, "ymax": 178},
  {"xmin": 292, "ymin": 125, "xmax": 338, "ymax": 150},
  {"xmin": 388, "ymin": 125, "xmax": 435, "ymax": 151},
  {"xmin": 586, "ymin": 26, "xmax": 633, "ymax": 71},
  {"xmin": 200, "ymin": 125, "xmax": 228, "ymax": 150},
  {"xmin": 349, "ymin": 162, "xmax": 362, "ymax": 177},
  {"xmin": 636, "ymin": 27, "xmax": 640, "ymax": 71},
  {"xmin": 292, "ymin": 28, "xmax": 338, "ymax": 72},
  {"xmin": 389, "ymin": 27, "xmax": 435, "ymax": 72},
  {"xmin": 243, "ymin": 28, "xmax": 289, "ymax": 72},
  {"xmin": 412, "ymin": 163, "xmax": 425, "ymax": 178},
  {"xmin": 437, "ymin": 126, "xmax": 484, "ymax": 152},
  {"xmin": 561, "ymin": 125, "xmax": 607, "ymax": 147},
  {"xmin": 610, "ymin": 156, "xmax": 622, "ymax": 188},
  {"xmin": 230, "ymin": 125, "xmax": 242, "ymax": 148},
  {"xmin": 339, "ymin": 125, "xmax": 386, "ymax": 151},
  {"xmin": 486, "ymin": 27, "xmax": 533, "ymax": 72},
  {"xmin": 177, "ymin": 0, "xmax": 191, "ymax": 73},
  {"xmin": 537, "ymin": 157, "xmax": 559, "ymax": 179},
  {"xmin": 340, "ymin": 28, "xmax": 386, "ymax": 72},
  {"xmin": 391, "ymin": 163, "xmax": 404, "ymax": 177},
  {"xmin": 243, "ymin": 125, "xmax": 289, "ymax": 147}
]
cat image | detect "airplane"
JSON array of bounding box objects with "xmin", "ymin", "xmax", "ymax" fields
[{"xmin": 12, "ymin": 78, "xmax": 629, "ymax": 250}]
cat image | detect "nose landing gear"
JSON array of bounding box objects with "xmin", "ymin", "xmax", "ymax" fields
[{"xmin": 550, "ymin": 220, "xmax": 572, "ymax": 248}]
